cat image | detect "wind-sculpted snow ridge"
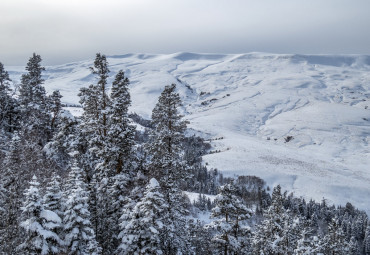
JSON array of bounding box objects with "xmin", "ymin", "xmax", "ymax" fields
[{"xmin": 7, "ymin": 52, "xmax": 370, "ymax": 213}]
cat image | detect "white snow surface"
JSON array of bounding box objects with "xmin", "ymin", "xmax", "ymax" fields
[
  {"xmin": 184, "ymin": 192, "xmax": 217, "ymax": 204},
  {"xmin": 7, "ymin": 52, "xmax": 370, "ymax": 213}
]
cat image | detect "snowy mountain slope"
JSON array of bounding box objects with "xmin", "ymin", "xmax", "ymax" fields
[{"xmin": 7, "ymin": 52, "xmax": 370, "ymax": 212}]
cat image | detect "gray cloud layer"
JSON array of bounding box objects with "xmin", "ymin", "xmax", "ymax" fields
[{"xmin": 1, "ymin": 0, "xmax": 370, "ymax": 65}]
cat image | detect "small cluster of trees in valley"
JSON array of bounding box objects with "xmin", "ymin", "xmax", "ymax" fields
[{"xmin": 1, "ymin": 53, "xmax": 370, "ymax": 254}]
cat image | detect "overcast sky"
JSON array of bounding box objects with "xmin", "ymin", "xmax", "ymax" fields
[{"xmin": 1, "ymin": 0, "xmax": 370, "ymax": 65}]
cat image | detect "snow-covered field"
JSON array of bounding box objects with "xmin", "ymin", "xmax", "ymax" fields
[{"xmin": 7, "ymin": 52, "xmax": 370, "ymax": 212}]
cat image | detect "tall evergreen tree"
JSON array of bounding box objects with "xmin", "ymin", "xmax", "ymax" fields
[
  {"xmin": 43, "ymin": 174, "xmax": 64, "ymax": 239},
  {"xmin": 0, "ymin": 132, "xmax": 24, "ymax": 253},
  {"xmin": 106, "ymin": 70, "xmax": 135, "ymax": 175},
  {"xmin": 364, "ymin": 225, "xmax": 370, "ymax": 255},
  {"xmin": 147, "ymin": 83, "xmax": 188, "ymax": 182},
  {"xmin": 320, "ymin": 216, "xmax": 349, "ymax": 255},
  {"xmin": 63, "ymin": 162, "xmax": 101, "ymax": 255},
  {"xmin": 19, "ymin": 53, "xmax": 51, "ymax": 145},
  {"xmin": 0, "ymin": 62, "xmax": 18, "ymax": 133},
  {"xmin": 19, "ymin": 53, "xmax": 45, "ymax": 106},
  {"xmin": 206, "ymin": 183, "xmax": 252, "ymax": 255},
  {"xmin": 19, "ymin": 176, "xmax": 62, "ymax": 255},
  {"xmin": 118, "ymin": 178, "xmax": 167, "ymax": 255},
  {"xmin": 252, "ymin": 185, "xmax": 293, "ymax": 254},
  {"xmin": 147, "ymin": 84, "xmax": 191, "ymax": 254},
  {"xmin": 44, "ymin": 109, "xmax": 78, "ymax": 170},
  {"xmin": 48, "ymin": 90, "xmax": 63, "ymax": 132},
  {"xmin": 78, "ymin": 53, "xmax": 111, "ymax": 163}
]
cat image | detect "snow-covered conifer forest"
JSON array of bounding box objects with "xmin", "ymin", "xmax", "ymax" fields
[{"xmin": 1, "ymin": 52, "xmax": 370, "ymax": 254}]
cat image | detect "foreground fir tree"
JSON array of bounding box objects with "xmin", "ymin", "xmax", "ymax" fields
[
  {"xmin": 206, "ymin": 183, "xmax": 252, "ymax": 255},
  {"xmin": 78, "ymin": 54, "xmax": 115, "ymax": 253},
  {"xmin": 0, "ymin": 133, "xmax": 25, "ymax": 253},
  {"xmin": 18, "ymin": 53, "xmax": 51, "ymax": 145},
  {"xmin": 319, "ymin": 216, "xmax": 349, "ymax": 255},
  {"xmin": 118, "ymin": 178, "xmax": 167, "ymax": 255},
  {"xmin": 63, "ymin": 162, "xmax": 101, "ymax": 255},
  {"xmin": 0, "ymin": 61, "xmax": 18, "ymax": 133},
  {"xmin": 364, "ymin": 225, "xmax": 370, "ymax": 255},
  {"xmin": 252, "ymin": 185, "xmax": 293, "ymax": 254},
  {"xmin": 147, "ymin": 84, "xmax": 191, "ymax": 254},
  {"xmin": 43, "ymin": 174, "xmax": 64, "ymax": 239},
  {"xmin": 106, "ymin": 70, "xmax": 135, "ymax": 175},
  {"xmin": 44, "ymin": 109, "xmax": 78, "ymax": 170},
  {"xmin": 94, "ymin": 70, "xmax": 136, "ymax": 253},
  {"xmin": 48, "ymin": 90, "xmax": 63, "ymax": 131},
  {"xmin": 78, "ymin": 53, "xmax": 111, "ymax": 163},
  {"xmin": 147, "ymin": 83, "xmax": 188, "ymax": 182},
  {"xmin": 19, "ymin": 176, "xmax": 63, "ymax": 255}
]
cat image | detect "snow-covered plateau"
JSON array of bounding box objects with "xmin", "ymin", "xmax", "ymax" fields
[{"xmin": 7, "ymin": 52, "xmax": 370, "ymax": 213}]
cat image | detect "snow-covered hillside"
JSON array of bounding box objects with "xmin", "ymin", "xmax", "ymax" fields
[{"xmin": 7, "ymin": 52, "xmax": 370, "ymax": 212}]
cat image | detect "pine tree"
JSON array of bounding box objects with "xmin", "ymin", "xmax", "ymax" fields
[
  {"xmin": 48, "ymin": 90, "xmax": 63, "ymax": 132},
  {"xmin": 147, "ymin": 83, "xmax": 188, "ymax": 182},
  {"xmin": 364, "ymin": 225, "xmax": 370, "ymax": 255},
  {"xmin": 0, "ymin": 61, "xmax": 18, "ymax": 133},
  {"xmin": 0, "ymin": 133, "xmax": 24, "ymax": 253},
  {"xmin": 19, "ymin": 176, "xmax": 62, "ymax": 255},
  {"xmin": 0, "ymin": 181, "xmax": 8, "ymax": 253},
  {"xmin": 117, "ymin": 178, "xmax": 167, "ymax": 255},
  {"xmin": 44, "ymin": 174, "xmax": 64, "ymax": 240},
  {"xmin": 105, "ymin": 173, "xmax": 132, "ymax": 251},
  {"xmin": 19, "ymin": 53, "xmax": 45, "ymax": 106},
  {"xmin": 63, "ymin": 163, "xmax": 101, "ymax": 254},
  {"xmin": 18, "ymin": 53, "xmax": 51, "ymax": 145},
  {"xmin": 91, "ymin": 71, "xmax": 136, "ymax": 254},
  {"xmin": 206, "ymin": 183, "xmax": 252, "ymax": 255},
  {"xmin": 294, "ymin": 226, "xmax": 316, "ymax": 255},
  {"xmin": 252, "ymin": 185, "xmax": 293, "ymax": 254},
  {"xmin": 44, "ymin": 109, "xmax": 78, "ymax": 170},
  {"xmin": 320, "ymin": 216, "xmax": 349, "ymax": 255},
  {"xmin": 188, "ymin": 219, "xmax": 213, "ymax": 255},
  {"xmin": 106, "ymin": 70, "xmax": 135, "ymax": 175},
  {"xmin": 78, "ymin": 53, "xmax": 111, "ymax": 162},
  {"xmin": 348, "ymin": 236, "xmax": 360, "ymax": 255},
  {"xmin": 146, "ymin": 84, "xmax": 191, "ymax": 254}
]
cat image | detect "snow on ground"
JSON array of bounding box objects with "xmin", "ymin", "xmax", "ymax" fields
[
  {"xmin": 183, "ymin": 191, "xmax": 217, "ymax": 204},
  {"xmin": 7, "ymin": 52, "xmax": 370, "ymax": 213}
]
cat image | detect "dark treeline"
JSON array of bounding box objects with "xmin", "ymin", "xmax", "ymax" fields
[{"xmin": 0, "ymin": 53, "xmax": 369, "ymax": 255}]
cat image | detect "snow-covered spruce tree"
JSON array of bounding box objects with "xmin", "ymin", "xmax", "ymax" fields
[
  {"xmin": 188, "ymin": 219, "xmax": 213, "ymax": 255},
  {"xmin": 19, "ymin": 175, "xmax": 63, "ymax": 255},
  {"xmin": 117, "ymin": 178, "xmax": 167, "ymax": 255},
  {"xmin": 78, "ymin": 53, "xmax": 111, "ymax": 164},
  {"xmin": 252, "ymin": 185, "xmax": 294, "ymax": 254},
  {"xmin": 0, "ymin": 181, "xmax": 9, "ymax": 253},
  {"xmin": 92, "ymin": 70, "xmax": 136, "ymax": 253},
  {"xmin": 147, "ymin": 83, "xmax": 188, "ymax": 182},
  {"xmin": 43, "ymin": 174, "xmax": 64, "ymax": 239},
  {"xmin": 18, "ymin": 53, "xmax": 52, "ymax": 145},
  {"xmin": 206, "ymin": 183, "xmax": 252, "ymax": 255},
  {"xmin": 48, "ymin": 90, "xmax": 63, "ymax": 132},
  {"xmin": 348, "ymin": 236, "xmax": 360, "ymax": 255},
  {"xmin": 0, "ymin": 132, "xmax": 25, "ymax": 253},
  {"xmin": 0, "ymin": 61, "xmax": 18, "ymax": 134},
  {"xmin": 63, "ymin": 162, "xmax": 101, "ymax": 254},
  {"xmin": 106, "ymin": 70, "xmax": 136, "ymax": 175},
  {"xmin": 364, "ymin": 224, "xmax": 370, "ymax": 255},
  {"xmin": 44, "ymin": 109, "xmax": 78, "ymax": 171},
  {"xmin": 146, "ymin": 84, "xmax": 191, "ymax": 254},
  {"xmin": 319, "ymin": 216, "xmax": 349, "ymax": 255},
  {"xmin": 106, "ymin": 172, "xmax": 132, "ymax": 250},
  {"xmin": 78, "ymin": 54, "xmax": 113, "ymax": 252},
  {"xmin": 294, "ymin": 226, "xmax": 316, "ymax": 255}
]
